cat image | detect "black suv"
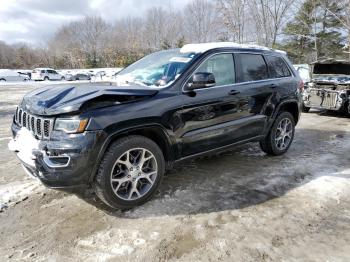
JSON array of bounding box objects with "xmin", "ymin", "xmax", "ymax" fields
[{"xmin": 9, "ymin": 43, "xmax": 302, "ymax": 209}]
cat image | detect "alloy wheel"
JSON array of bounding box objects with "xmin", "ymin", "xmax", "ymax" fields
[
  {"xmin": 110, "ymin": 148, "xmax": 158, "ymax": 201},
  {"xmin": 274, "ymin": 118, "xmax": 293, "ymax": 150}
]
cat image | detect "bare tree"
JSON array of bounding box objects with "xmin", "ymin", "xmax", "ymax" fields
[
  {"xmin": 216, "ymin": 0, "xmax": 247, "ymax": 43},
  {"xmin": 0, "ymin": 41, "xmax": 14, "ymax": 68},
  {"xmin": 49, "ymin": 16, "xmax": 109, "ymax": 68},
  {"xmin": 184, "ymin": 0, "xmax": 218, "ymax": 43},
  {"xmin": 143, "ymin": 7, "xmax": 168, "ymax": 50},
  {"xmin": 248, "ymin": 0, "xmax": 295, "ymax": 47}
]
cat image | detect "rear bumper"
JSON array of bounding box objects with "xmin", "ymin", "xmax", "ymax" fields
[{"xmin": 9, "ymin": 122, "xmax": 106, "ymax": 188}]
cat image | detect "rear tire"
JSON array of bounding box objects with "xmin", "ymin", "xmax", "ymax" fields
[
  {"xmin": 346, "ymin": 103, "xmax": 350, "ymax": 117},
  {"xmin": 0, "ymin": 78, "xmax": 6, "ymax": 82},
  {"xmin": 260, "ymin": 111, "xmax": 295, "ymax": 156},
  {"xmin": 94, "ymin": 135, "xmax": 165, "ymax": 210},
  {"xmin": 44, "ymin": 76, "xmax": 49, "ymax": 81},
  {"xmin": 301, "ymin": 103, "xmax": 311, "ymax": 113}
]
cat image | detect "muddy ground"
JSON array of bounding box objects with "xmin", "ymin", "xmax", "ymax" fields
[{"xmin": 0, "ymin": 84, "xmax": 349, "ymax": 261}]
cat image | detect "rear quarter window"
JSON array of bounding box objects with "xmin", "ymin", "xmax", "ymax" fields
[
  {"xmin": 235, "ymin": 53, "xmax": 268, "ymax": 82},
  {"xmin": 265, "ymin": 55, "xmax": 292, "ymax": 78}
]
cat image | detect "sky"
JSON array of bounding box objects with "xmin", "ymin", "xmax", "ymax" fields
[{"xmin": 0, "ymin": 0, "xmax": 191, "ymax": 46}]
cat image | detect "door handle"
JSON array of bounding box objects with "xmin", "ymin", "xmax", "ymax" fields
[
  {"xmin": 270, "ymin": 84, "xmax": 278, "ymax": 88},
  {"xmin": 229, "ymin": 90, "xmax": 240, "ymax": 95}
]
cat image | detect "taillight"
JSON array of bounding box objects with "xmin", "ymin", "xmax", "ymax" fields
[{"xmin": 298, "ymin": 80, "xmax": 304, "ymax": 92}]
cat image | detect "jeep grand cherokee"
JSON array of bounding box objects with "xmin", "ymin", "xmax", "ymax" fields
[{"xmin": 8, "ymin": 42, "xmax": 302, "ymax": 209}]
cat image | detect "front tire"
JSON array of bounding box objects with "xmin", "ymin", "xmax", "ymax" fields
[
  {"xmin": 44, "ymin": 76, "xmax": 49, "ymax": 81},
  {"xmin": 260, "ymin": 111, "xmax": 295, "ymax": 156},
  {"xmin": 94, "ymin": 135, "xmax": 165, "ymax": 209}
]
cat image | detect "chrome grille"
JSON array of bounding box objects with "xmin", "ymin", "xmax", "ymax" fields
[
  {"xmin": 36, "ymin": 118, "xmax": 42, "ymax": 135},
  {"xmin": 14, "ymin": 107, "xmax": 53, "ymax": 139}
]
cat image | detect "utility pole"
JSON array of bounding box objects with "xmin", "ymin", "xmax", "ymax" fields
[
  {"xmin": 313, "ymin": 0, "xmax": 318, "ymax": 61},
  {"xmin": 348, "ymin": 1, "xmax": 350, "ymax": 61}
]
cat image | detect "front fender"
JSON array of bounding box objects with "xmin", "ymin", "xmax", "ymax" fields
[{"xmin": 88, "ymin": 123, "xmax": 177, "ymax": 182}]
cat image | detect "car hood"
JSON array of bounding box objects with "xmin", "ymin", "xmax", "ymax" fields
[
  {"xmin": 20, "ymin": 83, "xmax": 159, "ymax": 116},
  {"xmin": 311, "ymin": 61, "xmax": 350, "ymax": 84},
  {"xmin": 312, "ymin": 75, "xmax": 350, "ymax": 84}
]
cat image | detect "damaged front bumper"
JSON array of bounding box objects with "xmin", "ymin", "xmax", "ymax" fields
[
  {"xmin": 303, "ymin": 88, "xmax": 349, "ymax": 111},
  {"xmin": 8, "ymin": 121, "xmax": 104, "ymax": 188}
]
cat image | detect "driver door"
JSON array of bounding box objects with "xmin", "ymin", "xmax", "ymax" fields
[{"xmin": 178, "ymin": 53, "xmax": 254, "ymax": 157}]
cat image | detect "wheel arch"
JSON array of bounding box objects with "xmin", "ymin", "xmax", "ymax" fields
[
  {"xmin": 274, "ymin": 100, "xmax": 300, "ymax": 124},
  {"xmin": 89, "ymin": 124, "xmax": 176, "ymax": 182}
]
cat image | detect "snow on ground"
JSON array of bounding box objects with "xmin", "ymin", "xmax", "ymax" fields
[
  {"xmin": 0, "ymin": 83, "xmax": 349, "ymax": 261},
  {"xmin": 0, "ymin": 180, "xmax": 44, "ymax": 211}
]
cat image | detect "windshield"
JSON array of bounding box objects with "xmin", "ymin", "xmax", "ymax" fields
[{"xmin": 115, "ymin": 49, "xmax": 197, "ymax": 88}]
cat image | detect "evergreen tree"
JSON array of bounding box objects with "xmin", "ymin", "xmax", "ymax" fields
[
  {"xmin": 280, "ymin": 0, "xmax": 315, "ymax": 63},
  {"xmin": 281, "ymin": 0, "xmax": 344, "ymax": 63},
  {"xmin": 315, "ymin": 0, "xmax": 344, "ymax": 59}
]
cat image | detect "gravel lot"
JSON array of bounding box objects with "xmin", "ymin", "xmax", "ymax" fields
[{"xmin": 0, "ymin": 84, "xmax": 350, "ymax": 261}]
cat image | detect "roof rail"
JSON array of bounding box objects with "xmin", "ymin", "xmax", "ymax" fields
[{"xmin": 180, "ymin": 42, "xmax": 279, "ymax": 53}]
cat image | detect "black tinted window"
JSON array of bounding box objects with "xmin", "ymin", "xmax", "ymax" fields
[
  {"xmin": 236, "ymin": 54, "xmax": 268, "ymax": 82},
  {"xmin": 265, "ymin": 55, "xmax": 291, "ymax": 78}
]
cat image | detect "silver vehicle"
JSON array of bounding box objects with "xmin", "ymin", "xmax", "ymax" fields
[
  {"xmin": 31, "ymin": 68, "xmax": 65, "ymax": 81},
  {"xmin": 302, "ymin": 59, "xmax": 350, "ymax": 115},
  {"xmin": 0, "ymin": 70, "xmax": 30, "ymax": 82},
  {"xmin": 67, "ymin": 73, "xmax": 91, "ymax": 81}
]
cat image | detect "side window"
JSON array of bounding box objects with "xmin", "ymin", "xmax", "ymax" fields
[
  {"xmin": 41, "ymin": 70, "xmax": 46, "ymax": 73},
  {"xmin": 52, "ymin": 70, "xmax": 58, "ymax": 74},
  {"xmin": 265, "ymin": 55, "xmax": 292, "ymax": 78},
  {"xmin": 195, "ymin": 53, "xmax": 235, "ymax": 86},
  {"xmin": 236, "ymin": 53, "xmax": 268, "ymax": 82}
]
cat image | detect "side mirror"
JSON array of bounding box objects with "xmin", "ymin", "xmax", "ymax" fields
[{"xmin": 186, "ymin": 72, "xmax": 215, "ymax": 91}]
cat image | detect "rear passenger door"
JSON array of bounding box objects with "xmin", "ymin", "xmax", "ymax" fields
[
  {"xmin": 234, "ymin": 53, "xmax": 279, "ymax": 132},
  {"xmin": 264, "ymin": 55, "xmax": 295, "ymax": 99}
]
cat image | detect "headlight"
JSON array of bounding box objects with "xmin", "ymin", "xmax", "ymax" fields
[{"xmin": 54, "ymin": 118, "xmax": 89, "ymax": 133}]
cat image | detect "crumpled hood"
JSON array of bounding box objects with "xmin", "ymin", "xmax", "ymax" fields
[
  {"xmin": 312, "ymin": 75, "xmax": 350, "ymax": 84},
  {"xmin": 20, "ymin": 84, "xmax": 159, "ymax": 116}
]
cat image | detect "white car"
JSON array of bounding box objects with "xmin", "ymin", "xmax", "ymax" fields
[
  {"xmin": 294, "ymin": 64, "xmax": 310, "ymax": 83},
  {"xmin": 31, "ymin": 68, "xmax": 65, "ymax": 81},
  {"xmin": 0, "ymin": 70, "xmax": 30, "ymax": 82}
]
